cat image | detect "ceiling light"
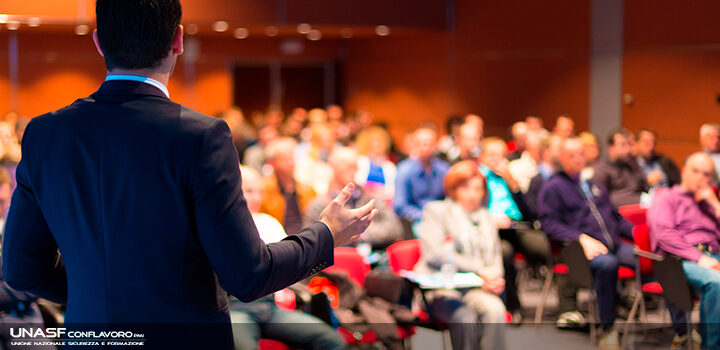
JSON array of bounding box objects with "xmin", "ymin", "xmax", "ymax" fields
[
  {"xmin": 297, "ymin": 23, "xmax": 311, "ymax": 34},
  {"xmin": 186, "ymin": 24, "xmax": 198, "ymax": 35},
  {"xmin": 6, "ymin": 21, "xmax": 20, "ymax": 30},
  {"xmin": 27, "ymin": 17, "xmax": 41, "ymax": 27},
  {"xmin": 375, "ymin": 25, "xmax": 390, "ymax": 36},
  {"xmin": 265, "ymin": 26, "xmax": 278, "ymax": 37},
  {"xmin": 306, "ymin": 29, "xmax": 321, "ymax": 41},
  {"xmin": 340, "ymin": 28, "xmax": 353, "ymax": 39},
  {"xmin": 233, "ymin": 27, "xmax": 249, "ymax": 39},
  {"xmin": 75, "ymin": 24, "xmax": 90, "ymax": 35},
  {"xmin": 212, "ymin": 21, "xmax": 229, "ymax": 32}
]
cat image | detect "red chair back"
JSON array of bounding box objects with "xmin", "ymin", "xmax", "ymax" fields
[
  {"xmin": 632, "ymin": 224, "xmax": 653, "ymax": 275},
  {"xmin": 619, "ymin": 204, "xmax": 648, "ymax": 225},
  {"xmin": 323, "ymin": 247, "xmax": 370, "ymax": 286},
  {"xmin": 386, "ymin": 239, "xmax": 421, "ymax": 274}
]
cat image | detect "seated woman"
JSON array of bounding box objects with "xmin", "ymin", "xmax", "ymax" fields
[{"xmin": 415, "ymin": 160, "xmax": 507, "ymax": 350}]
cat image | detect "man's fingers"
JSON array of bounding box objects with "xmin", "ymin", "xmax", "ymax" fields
[
  {"xmin": 333, "ymin": 183, "xmax": 355, "ymax": 206},
  {"xmin": 352, "ymin": 199, "xmax": 376, "ymax": 218}
]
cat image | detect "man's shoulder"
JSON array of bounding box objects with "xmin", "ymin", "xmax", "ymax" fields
[
  {"xmin": 29, "ymin": 95, "xmax": 220, "ymax": 134},
  {"xmin": 396, "ymin": 158, "xmax": 420, "ymax": 174},
  {"xmin": 543, "ymin": 174, "xmax": 571, "ymax": 191}
]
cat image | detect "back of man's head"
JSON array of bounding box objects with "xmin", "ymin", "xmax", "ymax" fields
[{"xmin": 96, "ymin": 0, "xmax": 182, "ymax": 70}]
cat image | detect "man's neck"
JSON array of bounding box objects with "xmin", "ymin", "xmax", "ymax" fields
[{"xmin": 107, "ymin": 68, "xmax": 170, "ymax": 87}]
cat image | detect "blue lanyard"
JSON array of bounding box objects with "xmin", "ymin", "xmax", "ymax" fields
[{"xmin": 105, "ymin": 74, "xmax": 170, "ymax": 98}]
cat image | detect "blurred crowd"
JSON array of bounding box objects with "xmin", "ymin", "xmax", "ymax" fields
[{"xmin": 3, "ymin": 103, "xmax": 720, "ymax": 350}]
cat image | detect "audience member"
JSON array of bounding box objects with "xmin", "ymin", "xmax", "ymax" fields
[
  {"xmin": 479, "ymin": 137, "xmax": 550, "ymax": 322},
  {"xmin": 445, "ymin": 122, "xmax": 481, "ymax": 165},
  {"xmin": 700, "ymin": 123, "xmax": 720, "ymax": 179},
  {"xmin": 634, "ymin": 128, "xmax": 680, "ymax": 190},
  {"xmin": 242, "ymin": 123, "xmax": 279, "ymax": 173},
  {"xmin": 539, "ymin": 136, "xmax": 635, "ymax": 349},
  {"xmin": 280, "ymin": 108, "xmax": 307, "ymax": 140},
  {"xmin": 218, "ymin": 107, "xmax": 255, "ymax": 162},
  {"xmin": 507, "ymin": 121, "xmax": 529, "ymax": 161},
  {"xmin": 415, "ymin": 161, "xmax": 507, "ymax": 350},
  {"xmin": 354, "ymin": 126, "xmax": 397, "ymax": 202},
  {"xmin": 304, "ymin": 148, "xmax": 402, "ymax": 250},
  {"xmin": 523, "ymin": 135, "xmax": 585, "ymax": 329},
  {"xmin": 552, "ymin": 115, "xmax": 575, "ymax": 138},
  {"xmin": 525, "ymin": 115, "xmax": 550, "ymax": 140},
  {"xmin": 393, "ymin": 125, "xmax": 449, "ymax": 223},
  {"xmin": 295, "ymin": 123, "xmax": 336, "ymax": 196},
  {"xmin": 648, "ymin": 152, "xmax": 720, "ymax": 349},
  {"xmin": 230, "ymin": 166, "xmax": 346, "ymax": 350},
  {"xmin": 579, "ymin": 131, "xmax": 600, "ymax": 180},
  {"xmin": 509, "ymin": 131, "xmax": 542, "ymax": 193},
  {"xmin": 525, "ymin": 135, "xmax": 564, "ymax": 221},
  {"xmin": 592, "ymin": 128, "xmax": 648, "ymax": 207},
  {"xmin": 438, "ymin": 115, "xmax": 464, "ymax": 161},
  {"xmin": 464, "ymin": 114, "xmax": 485, "ymax": 141},
  {"xmin": 260, "ymin": 137, "xmax": 317, "ymax": 235}
]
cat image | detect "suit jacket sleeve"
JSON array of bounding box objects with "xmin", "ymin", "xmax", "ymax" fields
[
  {"xmin": 191, "ymin": 119, "xmax": 334, "ymax": 302},
  {"xmin": 2, "ymin": 121, "xmax": 68, "ymax": 304}
]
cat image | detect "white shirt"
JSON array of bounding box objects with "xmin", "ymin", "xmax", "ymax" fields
[{"xmin": 252, "ymin": 212, "xmax": 287, "ymax": 244}]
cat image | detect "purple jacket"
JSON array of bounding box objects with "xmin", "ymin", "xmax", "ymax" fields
[
  {"xmin": 539, "ymin": 172, "xmax": 634, "ymax": 248},
  {"xmin": 647, "ymin": 185, "xmax": 720, "ymax": 261}
]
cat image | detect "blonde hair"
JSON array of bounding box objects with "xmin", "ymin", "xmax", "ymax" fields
[{"xmin": 355, "ymin": 126, "xmax": 391, "ymax": 156}]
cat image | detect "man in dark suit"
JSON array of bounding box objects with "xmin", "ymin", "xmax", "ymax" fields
[{"xmin": 1, "ymin": 1, "xmax": 376, "ymax": 348}]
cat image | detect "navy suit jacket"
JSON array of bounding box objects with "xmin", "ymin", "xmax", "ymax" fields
[{"xmin": 1, "ymin": 81, "xmax": 334, "ymax": 348}]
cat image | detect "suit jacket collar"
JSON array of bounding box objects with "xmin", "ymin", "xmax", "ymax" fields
[{"xmin": 91, "ymin": 80, "xmax": 169, "ymax": 100}]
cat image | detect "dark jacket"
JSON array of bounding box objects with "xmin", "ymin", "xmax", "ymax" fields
[
  {"xmin": 653, "ymin": 154, "xmax": 681, "ymax": 187},
  {"xmin": 538, "ymin": 171, "xmax": 633, "ymax": 249},
  {"xmin": 592, "ymin": 158, "xmax": 648, "ymax": 207},
  {"xmin": 1, "ymin": 81, "xmax": 334, "ymax": 349}
]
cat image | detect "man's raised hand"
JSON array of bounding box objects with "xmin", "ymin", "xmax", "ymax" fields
[{"xmin": 319, "ymin": 183, "xmax": 379, "ymax": 247}]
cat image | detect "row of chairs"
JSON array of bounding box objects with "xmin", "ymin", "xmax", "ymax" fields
[{"xmin": 260, "ymin": 203, "xmax": 697, "ymax": 349}]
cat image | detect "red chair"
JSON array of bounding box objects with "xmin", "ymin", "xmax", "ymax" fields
[
  {"xmin": 323, "ymin": 247, "xmax": 371, "ymax": 286},
  {"xmin": 387, "ymin": 239, "xmax": 422, "ymax": 274},
  {"xmin": 386, "ymin": 240, "xmax": 454, "ymax": 349},
  {"xmin": 619, "ymin": 204, "xmax": 648, "ymax": 226}
]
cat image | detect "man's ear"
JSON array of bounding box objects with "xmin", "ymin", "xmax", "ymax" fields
[
  {"xmin": 92, "ymin": 30, "xmax": 104, "ymax": 57},
  {"xmin": 172, "ymin": 25, "xmax": 184, "ymax": 56}
]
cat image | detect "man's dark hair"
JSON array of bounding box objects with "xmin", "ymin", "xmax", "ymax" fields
[
  {"xmin": 635, "ymin": 128, "xmax": 656, "ymax": 141},
  {"xmin": 96, "ymin": 0, "xmax": 182, "ymax": 70},
  {"xmin": 607, "ymin": 127, "xmax": 631, "ymax": 146}
]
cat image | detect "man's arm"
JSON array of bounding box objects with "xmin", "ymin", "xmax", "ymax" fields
[
  {"xmin": 2, "ymin": 140, "xmax": 67, "ymax": 304},
  {"xmin": 192, "ymin": 120, "xmax": 336, "ymax": 302},
  {"xmin": 393, "ymin": 165, "xmax": 422, "ymax": 222},
  {"xmin": 538, "ymin": 184, "xmax": 581, "ymax": 242},
  {"xmin": 647, "ymin": 193, "xmax": 703, "ymax": 262}
]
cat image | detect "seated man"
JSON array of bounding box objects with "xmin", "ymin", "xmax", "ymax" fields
[
  {"xmin": 648, "ymin": 152, "xmax": 720, "ymax": 349},
  {"xmin": 260, "ymin": 137, "xmax": 317, "ymax": 235},
  {"xmin": 634, "ymin": 128, "xmax": 681, "ymax": 191},
  {"xmin": 304, "ymin": 147, "xmax": 403, "ymax": 251},
  {"xmin": 539, "ymin": 136, "xmax": 635, "ymax": 349},
  {"xmin": 231, "ymin": 166, "xmax": 346, "ymax": 350},
  {"xmin": 700, "ymin": 123, "xmax": 720, "ymax": 182},
  {"xmin": 480, "ymin": 137, "xmax": 550, "ymax": 323},
  {"xmin": 592, "ymin": 128, "xmax": 648, "ymax": 207},
  {"xmin": 393, "ymin": 126, "xmax": 449, "ymax": 223}
]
